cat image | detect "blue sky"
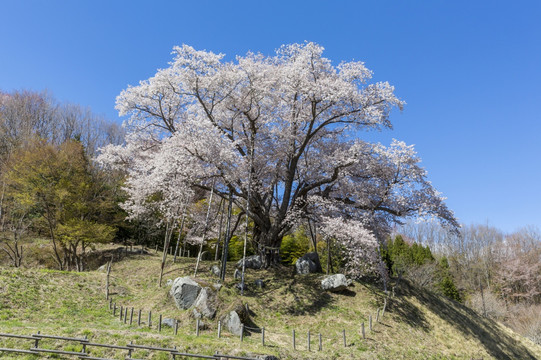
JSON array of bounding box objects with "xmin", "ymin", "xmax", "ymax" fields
[{"xmin": 1, "ymin": 1, "xmax": 540, "ymax": 233}]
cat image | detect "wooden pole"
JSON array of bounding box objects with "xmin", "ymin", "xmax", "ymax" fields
[
  {"xmin": 159, "ymin": 314, "xmax": 162, "ymax": 332},
  {"xmin": 307, "ymin": 330, "xmax": 311, "ymax": 351},
  {"xmin": 218, "ymin": 321, "xmax": 222, "ymax": 338},
  {"xmin": 113, "ymin": 303, "xmax": 116, "ymax": 316},
  {"xmin": 138, "ymin": 309, "xmax": 142, "ymax": 326},
  {"xmin": 292, "ymin": 329, "xmax": 296, "ymax": 350},
  {"xmin": 148, "ymin": 311, "xmax": 152, "ymax": 328},
  {"xmin": 240, "ymin": 324, "xmax": 244, "ymax": 342},
  {"xmin": 196, "ymin": 319, "xmax": 200, "ymax": 336},
  {"xmin": 130, "ymin": 307, "xmax": 134, "ymax": 325},
  {"xmin": 319, "ymin": 333, "xmax": 322, "ymax": 351},
  {"xmin": 120, "ymin": 305, "xmax": 123, "ymax": 321},
  {"xmin": 124, "ymin": 307, "xmax": 128, "ymax": 323},
  {"xmin": 262, "ymin": 327, "xmax": 265, "ymax": 346},
  {"xmin": 361, "ymin": 322, "xmax": 365, "ymax": 339},
  {"xmin": 369, "ymin": 315, "xmax": 372, "ymax": 331},
  {"xmin": 105, "ymin": 260, "xmax": 111, "ymax": 300},
  {"xmin": 175, "ymin": 320, "xmax": 179, "ymax": 335}
]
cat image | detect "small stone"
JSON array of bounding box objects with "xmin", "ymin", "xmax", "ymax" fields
[
  {"xmin": 236, "ymin": 255, "xmax": 263, "ymax": 269},
  {"xmin": 235, "ymin": 282, "xmax": 248, "ymax": 291},
  {"xmin": 254, "ymin": 279, "xmax": 265, "ymax": 289},
  {"xmin": 161, "ymin": 318, "xmax": 176, "ymax": 328},
  {"xmin": 210, "ymin": 265, "xmax": 221, "ymax": 277}
]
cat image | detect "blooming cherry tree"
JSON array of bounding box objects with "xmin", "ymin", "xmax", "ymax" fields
[{"xmin": 99, "ymin": 42, "xmax": 457, "ymax": 268}]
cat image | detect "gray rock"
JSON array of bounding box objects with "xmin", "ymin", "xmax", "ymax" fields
[
  {"xmin": 192, "ymin": 287, "xmax": 217, "ymax": 319},
  {"xmin": 161, "ymin": 318, "xmax": 177, "ymax": 328},
  {"xmin": 235, "ymin": 282, "xmax": 248, "ymax": 292},
  {"xmin": 170, "ymin": 277, "xmax": 202, "ymax": 309},
  {"xmin": 254, "ymin": 279, "xmax": 265, "ymax": 289},
  {"xmin": 321, "ymin": 274, "xmax": 351, "ymax": 292},
  {"xmin": 212, "ymin": 283, "xmax": 223, "ymax": 291},
  {"xmin": 295, "ymin": 252, "xmax": 323, "ymax": 274},
  {"xmin": 256, "ymin": 356, "xmax": 279, "ymax": 360},
  {"xmin": 222, "ymin": 310, "xmax": 243, "ymax": 336},
  {"xmin": 210, "ymin": 265, "xmax": 221, "ymax": 277},
  {"xmin": 236, "ymin": 255, "xmax": 262, "ymax": 269}
]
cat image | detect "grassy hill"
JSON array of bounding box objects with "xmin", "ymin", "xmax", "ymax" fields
[{"xmin": 1, "ymin": 246, "xmax": 540, "ymax": 359}]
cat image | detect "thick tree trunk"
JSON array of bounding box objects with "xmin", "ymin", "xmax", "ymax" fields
[{"xmin": 253, "ymin": 225, "xmax": 283, "ymax": 268}]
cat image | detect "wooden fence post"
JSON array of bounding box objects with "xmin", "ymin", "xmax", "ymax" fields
[
  {"xmin": 240, "ymin": 324, "xmax": 244, "ymax": 342},
  {"xmin": 148, "ymin": 311, "xmax": 152, "ymax": 328},
  {"xmin": 307, "ymin": 330, "xmax": 311, "ymax": 351},
  {"xmin": 105, "ymin": 260, "xmax": 112, "ymax": 300},
  {"xmin": 138, "ymin": 309, "xmax": 141, "ymax": 326},
  {"xmin": 130, "ymin": 307, "xmax": 134, "ymax": 325},
  {"xmin": 217, "ymin": 321, "xmax": 222, "ymax": 338},
  {"xmin": 175, "ymin": 320, "xmax": 179, "ymax": 335},
  {"xmin": 196, "ymin": 319, "xmax": 200, "ymax": 336},
  {"xmin": 109, "ymin": 298, "xmax": 112, "ymax": 310},
  {"xmin": 159, "ymin": 314, "xmax": 162, "ymax": 332},
  {"xmin": 318, "ymin": 333, "xmax": 322, "ymax": 351},
  {"xmin": 120, "ymin": 305, "xmax": 123, "ymax": 321},
  {"xmin": 262, "ymin": 327, "xmax": 265, "ymax": 346},
  {"xmin": 369, "ymin": 315, "xmax": 372, "ymax": 331},
  {"xmin": 376, "ymin": 308, "xmax": 380, "ymax": 323},
  {"xmin": 361, "ymin": 322, "xmax": 365, "ymax": 339},
  {"xmin": 292, "ymin": 329, "xmax": 296, "ymax": 350},
  {"xmin": 124, "ymin": 307, "xmax": 128, "ymax": 323},
  {"xmin": 113, "ymin": 303, "xmax": 116, "ymax": 316}
]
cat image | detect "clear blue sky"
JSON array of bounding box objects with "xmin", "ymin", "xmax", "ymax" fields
[{"xmin": 1, "ymin": 1, "xmax": 540, "ymax": 234}]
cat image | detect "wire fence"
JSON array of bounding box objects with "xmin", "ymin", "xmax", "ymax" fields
[
  {"xmin": 0, "ymin": 331, "xmax": 260, "ymax": 360},
  {"xmin": 107, "ymin": 294, "xmax": 390, "ymax": 352}
]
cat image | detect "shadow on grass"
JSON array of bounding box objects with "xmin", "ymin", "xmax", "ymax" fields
[{"xmin": 397, "ymin": 280, "xmax": 538, "ymax": 360}]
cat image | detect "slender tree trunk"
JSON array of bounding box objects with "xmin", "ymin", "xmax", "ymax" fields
[
  {"xmin": 173, "ymin": 209, "xmax": 186, "ymax": 264},
  {"xmin": 220, "ymin": 192, "xmax": 234, "ymax": 282},
  {"xmin": 158, "ymin": 219, "xmax": 175, "ymax": 287},
  {"xmin": 194, "ymin": 186, "xmax": 215, "ymax": 277},
  {"xmin": 308, "ymin": 219, "xmax": 317, "ymax": 253},
  {"xmin": 215, "ymin": 199, "xmax": 225, "ymax": 261}
]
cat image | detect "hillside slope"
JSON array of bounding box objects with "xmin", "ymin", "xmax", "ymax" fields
[{"xmin": 1, "ymin": 248, "xmax": 540, "ymax": 359}]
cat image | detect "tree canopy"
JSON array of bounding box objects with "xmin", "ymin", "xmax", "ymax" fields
[{"xmin": 99, "ymin": 42, "xmax": 457, "ymax": 270}]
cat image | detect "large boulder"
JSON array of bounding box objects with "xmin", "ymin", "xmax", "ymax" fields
[
  {"xmin": 236, "ymin": 255, "xmax": 263, "ymax": 270},
  {"xmin": 321, "ymin": 274, "xmax": 351, "ymax": 292},
  {"xmin": 222, "ymin": 310, "xmax": 243, "ymax": 336},
  {"xmin": 295, "ymin": 252, "xmax": 323, "ymax": 274},
  {"xmin": 170, "ymin": 277, "xmax": 202, "ymax": 310},
  {"xmin": 192, "ymin": 287, "xmax": 218, "ymax": 319},
  {"xmin": 221, "ymin": 303, "xmax": 250, "ymax": 336}
]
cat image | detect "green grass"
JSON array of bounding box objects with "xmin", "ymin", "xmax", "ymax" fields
[{"xmin": 1, "ymin": 245, "xmax": 541, "ymax": 359}]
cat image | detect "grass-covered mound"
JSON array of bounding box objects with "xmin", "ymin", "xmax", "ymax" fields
[{"xmin": 1, "ymin": 246, "xmax": 541, "ymax": 359}]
